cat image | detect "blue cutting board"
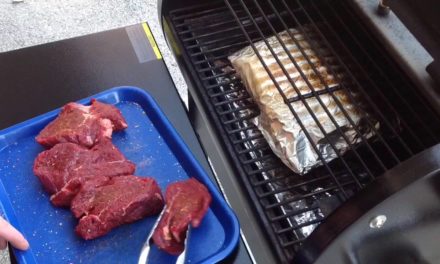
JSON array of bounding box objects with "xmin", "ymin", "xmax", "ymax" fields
[{"xmin": 0, "ymin": 87, "xmax": 239, "ymax": 264}]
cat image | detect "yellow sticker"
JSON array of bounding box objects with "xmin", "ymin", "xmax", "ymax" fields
[{"xmin": 142, "ymin": 22, "xmax": 162, "ymax": 60}]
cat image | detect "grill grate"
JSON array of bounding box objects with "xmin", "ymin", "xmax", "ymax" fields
[{"xmin": 169, "ymin": 0, "xmax": 440, "ymax": 262}]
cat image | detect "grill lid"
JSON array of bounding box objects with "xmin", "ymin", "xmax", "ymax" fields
[{"xmin": 385, "ymin": 0, "xmax": 440, "ymax": 85}]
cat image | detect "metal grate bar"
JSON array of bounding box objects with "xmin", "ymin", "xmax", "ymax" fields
[
  {"xmin": 170, "ymin": 3, "xmax": 233, "ymax": 21},
  {"xmin": 279, "ymin": 0, "xmax": 405, "ymax": 164},
  {"xmin": 197, "ymin": 64, "xmax": 233, "ymax": 73},
  {"xmin": 244, "ymin": 1, "xmax": 383, "ymax": 181},
  {"xmin": 190, "ymin": 41, "xmax": 253, "ymax": 57},
  {"xmin": 302, "ymin": 0, "xmax": 422, "ymax": 152},
  {"xmin": 276, "ymin": 218, "xmax": 324, "ymax": 234},
  {"xmin": 241, "ymin": 155, "xmax": 276, "ymax": 165},
  {"xmin": 207, "ymin": 86, "xmax": 241, "ymax": 97},
  {"xmin": 266, "ymin": 0, "xmax": 390, "ymax": 170},
  {"xmin": 205, "ymin": 79, "xmax": 242, "ymax": 90},
  {"xmin": 222, "ymin": 114, "xmax": 259, "ymax": 125},
  {"xmin": 286, "ymin": 85, "xmax": 343, "ymax": 103},
  {"xmin": 183, "ymin": 24, "xmax": 265, "ymax": 43},
  {"xmin": 228, "ymin": 0, "xmax": 365, "ymax": 189},
  {"xmin": 264, "ymin": 180, "xmax": 355, "ymax": 210},
  {"xmin": 258, "ymin": 172, "xmax": 353, "ymax": 199},
  {"xmin": 236, "ymin": 145, "xmax": 270, "ymax": 155},
  {"xmin": 181, "ymin": 24, "xmax": 251, "ymax": 42},
  {"xmin": 289, "ymin": 0, "xmax": 415, "ymax": 158},
  {"xmin": 339, "ymin": 2, "xmax": 440, "ymax": 132},
  {"xmin": 225, "ymin": 125, "xmax": 256, "ymax": 135},
  {"xmin": 178, "ymin": 9, "xmax": 294, "ymax": 35},
  {"xmin": 281, "ymin": 238, "xmax": 307, "ymax": 248},
  {"xmin": 232, "ymin": 134, "xmax": 263, "ymax": 144},
  {"xmin": 247, "ymin": 164, "xmax": 286, "ymax": 175},
  {"xmin": 176, "ymin": 2, "xmax": 406, "ymax": 172},
  {"xmin": 328, "ymin": 1, "xmax": 440, "ymax": 143},
  {"xmin": 318, "ymin": 1, "xmax": 433, "ymax": 146},
  {"xmin": 253, "ymin": 173, "xmax": 330, "ymax": 187},
  {"xmin": 186, "ymin": 34, "xmax": 248, "ymax": 49},
  {"xmin": 269, "ymin": 206, "xmax": 320, "ymax": 222},
  {"xmin": 216, "ymin": 104, "xmax": 258, "ymax": 115},
  {"xmin": 212, "ymin": 95, "xmax": 250, "ymax": 106},
  {"xmin": 193, "ymin": 54, "xmax": 229, "ymax": 65},
  {"xmin": 179, "ymin": 20, "xmax": 240, "ymax": 35},
  {"xmin": 252, "ymin": 173, "xmax": 292, "ymax": 186},
  {"xmin": 200, "ymin": 71, "xmax": 234, "ymax": 81}
]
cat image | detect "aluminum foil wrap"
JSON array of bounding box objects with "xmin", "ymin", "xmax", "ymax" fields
[{"xmin": 229, "ymin": 28, "xmax": 378, "ymax": 174}]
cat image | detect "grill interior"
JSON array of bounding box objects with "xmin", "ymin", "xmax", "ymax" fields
[{"xmin": 167, "ymin": 0, "xmax": 440, "ymax": 262}]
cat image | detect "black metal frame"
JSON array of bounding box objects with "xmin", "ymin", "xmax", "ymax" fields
[
  {"xmin": 295, "ymin": 144, "xmax": 440, "ymax": 264},
  {"xmin": 386, "ymin": 0, "xmax": 440, "ymax": 86},
  {"xmin": 165, "ymin": 0, "xmax": 440, "ymax": 262}
]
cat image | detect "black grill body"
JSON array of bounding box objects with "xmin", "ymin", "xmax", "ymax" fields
[{"xmin": 159, "ymin": 0, "xmax": 440, "ymax": 263}]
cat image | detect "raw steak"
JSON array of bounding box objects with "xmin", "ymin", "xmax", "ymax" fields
[
  {"xmin": 36, "ymin": 99, "xmax": 127, "ymax": 148},
  {"xmin": 71, "ymin": 175, "xmax": 164, "ymax": 240},
  {"xmin": 33, "ymin": 139, "xmax": 135, "ymax": 207},
  {"xmin": 153, "ymin": 178, "xmax": 211, "ymax": 255}
]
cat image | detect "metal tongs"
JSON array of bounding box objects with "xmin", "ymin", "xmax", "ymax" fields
[{"xmin": 138, "ymin": 207, "xmax": 191, "ymax": 264}]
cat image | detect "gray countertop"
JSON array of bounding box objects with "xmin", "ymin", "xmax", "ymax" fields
[
  {"xmin": 0, "ymin": 1, "xmax": 187, "ymax": 263},
  {"xmin": 0, "ymin": 0, "xmax": 188, "ymax": 105}
]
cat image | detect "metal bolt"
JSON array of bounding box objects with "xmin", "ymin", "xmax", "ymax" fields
[
  {"xmin": 377, "ymin": 0, "xmax": 391, "ymax": 16},
  {"xmin": 369, "ymin": 215, "xmax": 387, "ymax": 229}
]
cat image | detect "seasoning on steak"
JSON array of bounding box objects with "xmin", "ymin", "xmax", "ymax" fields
[
  {"xmin": 152, "ymin": 178, "xmax": 211, "ymax": 255},
  {"xmin": 33, "ymin": 139, "xmax": 135, "ymax": 207},
  {"xmin": 71, "ymin": 175, "xmax": 164, "ymax": 240},
  {"xmin": 36, "ymin": 100, "xmax": 127, "ymax": 148}
]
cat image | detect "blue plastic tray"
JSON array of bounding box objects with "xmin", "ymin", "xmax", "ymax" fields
[{"xmin": 0, "ymin": 87, "xmax": 239, "ymax": 264}]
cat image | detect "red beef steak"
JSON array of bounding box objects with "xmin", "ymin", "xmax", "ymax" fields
[
  {"xmin": 36, "ymin": 99, "xmax": 127, "ymax": 148},
  {"xmin": 33, "ymin": 139, "xmax": 135, "ymax": 207},
  {"xmin": 153, "ymin": 178, "xmax": 212, "ymax": 255},
  {"xmin": 71, "ymin": 175, "xmax": 164, "ymax": 240}
]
